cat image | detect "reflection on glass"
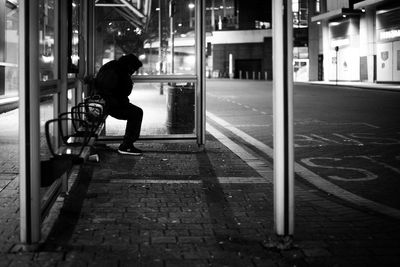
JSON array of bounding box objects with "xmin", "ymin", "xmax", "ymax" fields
[
  {"xmin": 40, "ymin": 94, "xmax": 55, "ymax": 160},
  {"xmin": 67, "ymin": 88, "xmax": 75, "ymax": 112},
  {"xmin": 0, "ymin": 1, "xmax": 19, "ymax": 176},
  {"xmin": 104, "ymin": 82, "xmax": 195, "ymax": 136},
  {"xmin": 94, "ymin": 0, "xmax": 195, "ymax": 75},
  {"xmin": 39, "ymin": 0, "xmax": 56, "ymax": 81},
  {"xmin": 1, "ymin": 0, "xmax": 19, "ymax": 99},
  {"xmin": 69, "ymin": 0, "xmax": 80, "ymax": 73}
]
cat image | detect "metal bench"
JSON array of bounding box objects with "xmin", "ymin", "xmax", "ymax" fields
[{"xmin": 41, "ymin": 96, "xmax": 107, "ymax": 187}]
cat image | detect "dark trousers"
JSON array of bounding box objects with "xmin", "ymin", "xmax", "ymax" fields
[{"xmin": 108, "ymin": 103, "xmax": 143, "ymax": 146}]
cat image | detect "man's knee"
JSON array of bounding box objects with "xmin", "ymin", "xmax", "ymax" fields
[
  {"xmin": 135, "ymin": 106, "xmax": 143, "ymax": 119},
  {"xmin": 129, "ymin": 104, "xmax": 143, "ymax": 119}
]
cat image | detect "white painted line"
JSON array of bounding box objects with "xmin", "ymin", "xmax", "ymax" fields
[
  {"xmin": 301, "ymin": 157, "xmax": 378, "ymax": 182},
  {"xmin": 294, "ymin": 164, "xmax": 400, "ymax": 219},
  {"xmin": 333, "ymin": 133, "xmax": 364, "ymax": 146},
  {"xmin": 307, "ymin": 121, "xmax": 380, "ymax": 129},
  {"xmin": 361, "ymin": 123, "xmax": 380, "ymax": 129},
  {"xmin": 218, "ymin": 177, "xmax": 269, "ymax": 184},
  {"xmin": 311, "ymin": 134, "xmax": 341, "ymax": 144},
  {"xmin": 110, "ymin": 179, "xmax": 202, "ymax": 184},
  {"xmin": 207, "ymin": 111, "xmax": 274, "ymax": 156},
  {"xmin": 233, "ymin": 124, "xmax": 271, "ymax": 127},
  {"xmin": 206, "ymin": 122, "xmax": 273, "ymax": 183},
  {"xmin": 206, "ymin": 111, "xmax": 400, "ymax": 220},
  {"xmin": 355, "ymin": 155, "xmax": 400, "ymax": 175},
  {"xmin": 109, "ymin": 177, "xmax": 269, "ymax": 184}
]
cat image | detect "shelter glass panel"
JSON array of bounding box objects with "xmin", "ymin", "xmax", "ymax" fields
[
  {"xmin": 104, "ymin": 82, "xmax": 195, "ymax": 136},
  {"xmin": 39, "ymin": 0, "xmax": 57, "ymax": 81},
  {"xmin": 68, "ymin": 88, "xmax": 76, "ymax": 112},
  {"xmin": 94, "ymin": 0, "xmax": 195, "ymax": 75},
  {"xmin": 1, "ymin": 0, "xmax": 19, "ymax": 99},
  {"xmin": 0, "ymin": 0, "xmax": 19, "ymax": 178},
  {"xmin": 40, "ymin": 94, "xmax": 55, "ymax": 161},
  {"xmin": 68, "ymin": 0, "xmax": 80, "ymax": 74}
]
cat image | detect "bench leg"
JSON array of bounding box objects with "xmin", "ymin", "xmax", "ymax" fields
[{"xmin": 61, "ymin": 172, "xmax": 68, "ymax": 193}]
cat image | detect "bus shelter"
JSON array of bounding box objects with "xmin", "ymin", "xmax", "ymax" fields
[
  {"xmin": 16, "ymin": 0, "xmax": 294, "ymax": 248},
  {"xmin": 18, "ymin": 0, "xmax": 206, "ymax": 245}
]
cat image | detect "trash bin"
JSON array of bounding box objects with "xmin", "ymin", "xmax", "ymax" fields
[{"xmin": 166, "ymin": 83, "xmax": 195, "ymax": 134}]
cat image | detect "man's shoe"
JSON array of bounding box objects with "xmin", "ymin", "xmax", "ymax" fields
[{"xmin": 118, "ymin": 146, "xmax": 142, "ymax": 156}]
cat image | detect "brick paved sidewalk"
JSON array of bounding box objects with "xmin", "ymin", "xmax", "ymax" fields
[{"xmin": 1, "ymin": 134, "xmax": 400, "ymax": 266}]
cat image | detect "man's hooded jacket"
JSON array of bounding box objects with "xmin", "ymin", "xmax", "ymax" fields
[{"xmin": 95, "ymin": 54, "xmax": 143, "ymax": 107}]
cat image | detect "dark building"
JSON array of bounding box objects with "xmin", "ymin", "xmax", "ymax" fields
[{"xmin": 205, "ymin": 0, "xmax": 273, "ymax": 79}]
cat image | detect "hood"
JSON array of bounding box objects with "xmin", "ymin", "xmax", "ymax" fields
[{"xmin": 118, "ymin": 54, "xmax": 143, "ymax": 74}]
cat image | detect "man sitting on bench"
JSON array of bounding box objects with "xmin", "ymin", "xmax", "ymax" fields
[{"xmin": 95, "ymin": 54, "xmax": 143, "ymax": 156}]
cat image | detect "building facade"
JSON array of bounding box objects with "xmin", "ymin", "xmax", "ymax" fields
[
  {"xmin": 310, "ymin": 0, "xmax": 400, "ymax": 83},
  {"xmin": 205, "ymin": 0, "xmax": 272, "ymax": 80}
]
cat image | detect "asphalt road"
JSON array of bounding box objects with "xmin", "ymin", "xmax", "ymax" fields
[{"xmin": 206, "ymin": 79, "xmax": 400, "ymax": 213}]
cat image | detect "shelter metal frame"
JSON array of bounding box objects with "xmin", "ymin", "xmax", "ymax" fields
[
  {"xmin": 17, "ymin": 0, "xmax": 294, "ymax": 248},
  {"xmin": 18, "ymin": 0, "xmax": 206, "ymax": 245}
]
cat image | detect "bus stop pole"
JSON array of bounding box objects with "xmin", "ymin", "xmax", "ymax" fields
[
  {"xmin": 19, "ymin": 0, "xmax": 41, "ymax": 245},
  {"xmin": 272, "ymin": 0, "xmax": 294, "ymax": 238},
  {"xmin": 195, "ymin": 0, "xmax": 206, "ymax": 147}
]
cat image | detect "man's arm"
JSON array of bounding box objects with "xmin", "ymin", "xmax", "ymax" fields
[{"xmin": 95, "ymin": 68, "xmax": 119, "ymax": 97}]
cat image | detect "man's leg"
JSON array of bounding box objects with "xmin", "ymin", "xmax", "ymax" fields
[
  {"xmin": 123, "ymin": 103, "xmax": 143, "ymax": 146},
  {"xmin": 108, "ymin": 103, "xmax": 143, "ymax": 154}
]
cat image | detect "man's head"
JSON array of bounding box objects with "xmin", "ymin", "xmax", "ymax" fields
[{"xmin": 118, "ymin": 54, "xmax": 143, "ymax": 75}]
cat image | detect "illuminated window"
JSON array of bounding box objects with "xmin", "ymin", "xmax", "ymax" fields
[
  {"xmin": 293, "ymin": 0, "xmax": 299, "ymax": 12},
  {"xmin": 315, "ymin": 0, "xmax": 321, "ymax": 13}
]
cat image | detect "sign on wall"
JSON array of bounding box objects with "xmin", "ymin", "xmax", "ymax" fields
[{"xmin": 377, "ymin": 42, "xmax": 393, "ymax": 81}]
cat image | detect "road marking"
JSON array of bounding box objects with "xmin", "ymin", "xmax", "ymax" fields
[
  {"xmin": 310, "ymin": 134, "xmax": 341, "ymax": 144},
  {"xmin": 207, "ymin": 92, "xmax": 271, "ymax": 117},
  {"xmin": 349, "ymin": 133, "xmax": 400, "ymax": 145},
  {"xmin": 302, "ymin": 122, "xmax": 380, "ymax": 129},
  {"xmin": 233, "ymin": 124, "xmax": 271, "ymax": 127},
  {"xmin": 206, "ymin": 111, "xmax": 400, "ymax": 220},
  {"xmin": 206, "ymin": 122, "xmax": 273, "ymax": 182},
  {"xmin": 357, "ymin": 155, "xmax": 400, "ymax": 175},
  {"xmin": 207, "ymin": 111, "xmax": 274, "ymax": 155},
  {"xmin": 295, "ymin": 134, "xmax": 328, "ymax": 147},
  {"xmin": 295, "ymin": 132, "xmax": 400, "ymax": 147},
  {"xmin": 111, "ymin": 179, "xmax": 202, "ymax": 184},
  {"xmin": 332, "ymin": 133, "xmax": 364, "ymax": 146},
  {"xmin": 110, "ymin": 177, "xmax": 269, "ymax": 184},
  {"xmin": 301, "ymin": 157, "xmax": 378, "ymax": 181}
]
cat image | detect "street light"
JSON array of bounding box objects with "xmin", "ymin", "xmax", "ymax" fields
[
  {"xmin": 158, "ymin": 0, "xmax": 163, "ymax": 94},
  {"xmin": 335, "ymin": 46, "xmax": 339, "ymax": 85},
  {"xmin": 188, "ymin": 3, "xmax": 195, "ymax": 28},
  {"xmin": 169, "ymin": 0, "xmax": 175, "ymax": 73}
]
